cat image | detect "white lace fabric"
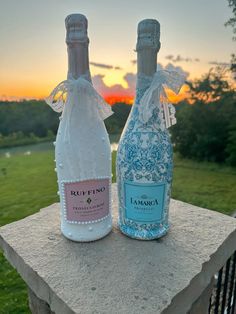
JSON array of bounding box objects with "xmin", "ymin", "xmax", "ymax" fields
[
  {"xmin": 138, "ymin": 70, "xmax": 186, "ymax": 128},
  {"xmin": 45, "ymin": 76, "xmax": 113, "ymax": 121}
]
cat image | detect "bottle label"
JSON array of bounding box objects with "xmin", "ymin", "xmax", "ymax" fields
[
  {"xmin": 61, "ymin": 178, "xmax": 110, "ymax": 224},
  {"xmin": 124, "ymin": 181, "xmax": 166, "ymax": 223}
]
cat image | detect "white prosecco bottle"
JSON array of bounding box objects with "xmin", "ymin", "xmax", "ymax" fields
[{"xmin": 47, "ymin": 14, "xmax": 113, "ymax": 242}]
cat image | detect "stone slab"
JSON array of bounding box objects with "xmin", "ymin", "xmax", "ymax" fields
[
  {"xmin": 0, "ymin": 184, "xmax": 236, "ymax": 314},
  {"xmin": 28, "ymin": 287, "xmax": 55, "ymax": 314}
]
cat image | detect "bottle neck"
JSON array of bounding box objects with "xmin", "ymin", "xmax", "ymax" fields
[
  {"xmin": 67, "ymin": 42, "xmax": 91, "ymax": 82},
  {"xmin": 137, "ymin": 48, "xmax": 157, "ymax": 78},
  {"xmin": 136, "ymin": 48, "xmax": 158, "ymax": 103}
]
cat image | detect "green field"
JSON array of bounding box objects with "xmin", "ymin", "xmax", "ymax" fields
[{"xmin": 0, "ymin": 150, "xmax": 236, "ymax": 313}]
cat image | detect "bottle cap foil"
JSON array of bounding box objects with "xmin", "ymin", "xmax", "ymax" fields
[
  {"xmin": 136, "ymin": 19, "xmax": 160, "ymax": 51},
  {"xmin": 65, "ymin": 14, "xmax": 89, "ymax": 44}
]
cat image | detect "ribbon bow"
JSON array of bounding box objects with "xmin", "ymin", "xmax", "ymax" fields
[
  {"xmin": 139, "ymin": 70, "xmax": 186, "ymax": 128},
  {"xmin": 45, "ymin": 77, "xmax": 113, "ymax": 120}
]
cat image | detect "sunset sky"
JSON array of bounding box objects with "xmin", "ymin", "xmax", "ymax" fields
[{"xmin": 0, "ymin": 0, "xmax": 235, "ymax": 103}]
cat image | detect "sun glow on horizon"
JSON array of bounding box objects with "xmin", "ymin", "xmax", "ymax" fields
[
  {"xmin": 165, "ymin": 84, "xmax": 190, "ymax": 104},
  {"xmin": 0, "ymin": 81, "xmax": 190, "ymax": 106},
  {"xmin": 105, "ymin": 96, "xmax": 134, "ymax": 105}
]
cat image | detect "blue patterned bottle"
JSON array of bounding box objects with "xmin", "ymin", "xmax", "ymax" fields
[{"xmin": 116, "ymin": 19, "xmax": 185, "ymax": 240}]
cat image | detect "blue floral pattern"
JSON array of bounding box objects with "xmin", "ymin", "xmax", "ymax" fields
[{"xmin": 116, "ymin": 75, "xmax": 173, "ymax": 240}]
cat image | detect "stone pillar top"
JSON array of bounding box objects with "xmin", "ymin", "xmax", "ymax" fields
[{"xmin": 0, "ymin": 184, "xmax": 236, "ymax": 314}]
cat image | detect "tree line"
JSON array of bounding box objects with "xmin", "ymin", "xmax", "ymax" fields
[
  {"xmin": 171, "ymin": 68, "xmax": 236, "ymax": 166},
  {"xmin": 0, "ymin": 67, "xmax": 235, "ymax": 165},
  {"xmin": 0, "ymin": 100, "xmax": 131, "ymax": 147}
]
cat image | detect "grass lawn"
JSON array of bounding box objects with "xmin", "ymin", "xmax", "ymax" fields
[{"xmin": 0, "ymin": 150, "xmax": 236, "ymax": 313}]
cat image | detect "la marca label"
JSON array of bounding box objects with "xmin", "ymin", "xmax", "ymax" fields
[{"xmin": 124, "ymin": 181, "xmax": 166, "ymax": 223}]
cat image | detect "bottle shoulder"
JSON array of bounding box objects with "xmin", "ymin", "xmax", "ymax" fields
[
  {"xmin": 120, "ymin": 104, "xmax": 169, "ymax": 137},
  {"xmin": 117, "ymin": 129, "xmax": 173, "ymax": 183},
  {"xmin": 117, "ymin": 110, "xmax": 173, "ymax": 183}
]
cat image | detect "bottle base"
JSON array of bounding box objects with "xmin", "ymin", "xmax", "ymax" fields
[
  {"xmin": 118, "ymin": 220, "xmax": 169, "ymax": 240},
  {"xmin": 61, "ymin": 216, "xmax": 112, "ymax": 242}
]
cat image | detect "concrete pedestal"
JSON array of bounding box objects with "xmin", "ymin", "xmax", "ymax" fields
[{"xmin": 0, "ymin": 184, "xmax": 236, "ymax": 314}]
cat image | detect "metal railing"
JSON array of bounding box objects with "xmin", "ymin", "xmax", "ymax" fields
[{"xmin": 209, "ymin": 251, "xmax": 236, "ymax": 314}]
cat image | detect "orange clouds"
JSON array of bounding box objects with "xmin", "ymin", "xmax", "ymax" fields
[
  {"xmin": 165, "ymin": 84, "xmax": 190, "ymax": 104},
  {"xmin": 93, "ymin": 63, "xmax": 189, "ymax": 105},
  {"xmin": 1, "ymin": 63, "xmax": 190, "ymax": 105},
  {"xmin": 92, "ymin": 73, "xmax": 136, "ymax": 104}
]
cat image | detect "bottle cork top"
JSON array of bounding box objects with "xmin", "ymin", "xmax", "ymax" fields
[
  {"xmin": 136, "ymin": 19, "xmax": 160, "ymax": 51},
  {"xmin": 65, "ymin": 14, "xmax": 89, "ymax": 44}
]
